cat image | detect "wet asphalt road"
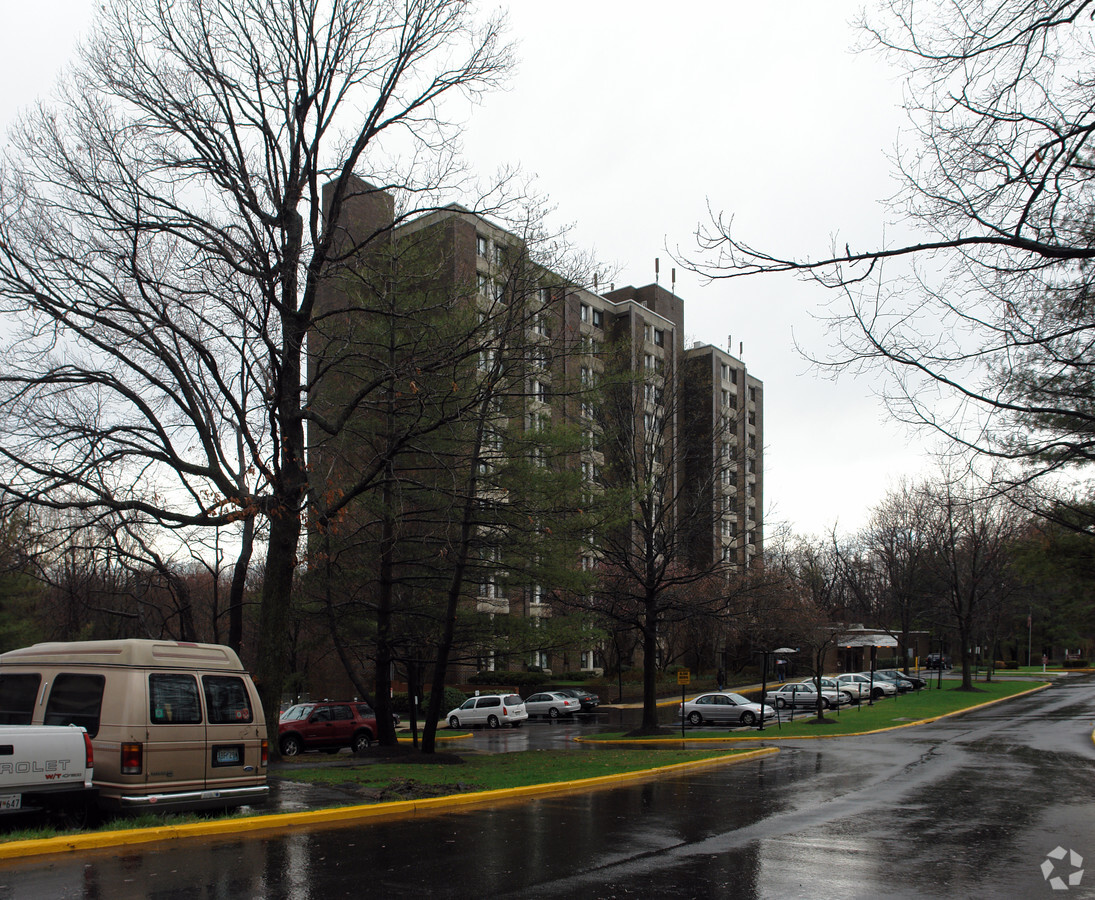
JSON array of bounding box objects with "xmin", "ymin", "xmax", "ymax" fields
[{"xmin": 4, "ymin": 677, "xmax": 1095, "ymax": 899}]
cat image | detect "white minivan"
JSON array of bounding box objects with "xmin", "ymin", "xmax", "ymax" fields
[{"xmin": 446, "ymin": 694, "xmax": 527, "ymax": 729}]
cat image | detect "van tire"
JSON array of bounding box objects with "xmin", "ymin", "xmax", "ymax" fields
[
  {"xmin": 352, "ymin": 730, "xmax": 373, "ymax": 753},
  {"xmin": 280, "ymin": 735, "xmax": 303, "ymax": 757},
  {"xmin": 448, "ymin": 716, "xmax": 460, "ymax": 729},
  {"xmin": 487, "ymin": 715, "xmax": 500, "ymax": 729}
]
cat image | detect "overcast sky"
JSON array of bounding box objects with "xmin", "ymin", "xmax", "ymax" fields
[{"xmin": 0, "ymin": 1, "xmax": 942, "ymax": 539}]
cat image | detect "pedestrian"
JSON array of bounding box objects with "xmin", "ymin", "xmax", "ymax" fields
[{"xmin": 717, "ymin": 668, "xmax": 725, "ymax": 692}]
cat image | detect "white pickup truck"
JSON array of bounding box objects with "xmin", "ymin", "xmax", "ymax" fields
[{"xmin": 0, "ymin": 725, "xmax": 95, "ymax": 818}]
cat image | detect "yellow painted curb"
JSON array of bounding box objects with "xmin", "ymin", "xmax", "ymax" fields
[
  {"xmin": 578, "ymin": 682, "xmax": 1052, "ymax": 744},
  {"xmin": 0, "ymin": 747, "xmax": 777, "ymax": 862}
]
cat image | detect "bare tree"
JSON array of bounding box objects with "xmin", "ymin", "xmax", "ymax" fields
[
  {"xmin": 921, "ymin": 474, "xmax": 1023, "ymax": 690},
  {"xmin": 0, "ymin": 0, "xmax": 514, "ymax": 732},
  {"xmin": 571, "ymin": 349, "xmax": 750, "ymax": 734},
  {"xmin": 686, "ymin": 0, "xmax": 1095, "ymax": 506},
  {"xmin": 777, "ymin": 533, "xmax": 853, "ymax": 722},
  {"xmin": 852, "ymin": 479, "xmax": 937, "ymax": 670}
]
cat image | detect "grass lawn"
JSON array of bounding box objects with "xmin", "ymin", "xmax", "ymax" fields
[
  {"xmin": 592, "ymin": 679, "xmax": 1048, "ymax": 741},
  {"xmin": 279, "ymin": 747, "xmax": 754, "ymax": 795}
]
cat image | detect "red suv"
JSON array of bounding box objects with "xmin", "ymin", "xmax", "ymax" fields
[{"xmin": 277, "ymin": 701, "xmax": 379, "ymax": 757}]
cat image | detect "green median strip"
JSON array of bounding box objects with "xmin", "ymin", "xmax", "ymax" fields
[
  {"xmin": 586, "ymin": 680, "xmax": 1050, "ymax": 742},
  {"xmin": 0, "ymin": 747, "xmax": 773, "ymax": 859}
]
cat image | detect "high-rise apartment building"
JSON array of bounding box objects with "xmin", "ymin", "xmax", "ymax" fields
[{"xmin": 309, "ymin": 177, "xmax": 763, "ymax": 680}]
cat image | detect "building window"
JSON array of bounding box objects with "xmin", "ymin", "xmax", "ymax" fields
[
  {"xmin": 654, "ymin": 329, "xmax": 665, "ymax": 347},
  {"xmin": 492, "ymin": 242, "xmax": 503, "ymax": 266},
  {"xmin": 643, "ymin": 324, "xmax": 652, "ymax": 343},
  {"xmin": 721, "ymin": 389, "xmax": 729, "ymax": 407},
  {"xmin": 580, "ymin": 365, "xmax": 591, "ymax": 386},
  {"xmin": 750, "ymin": 386, "xmax": 757, "ymax": 403},
  {"xmin": 749, "ymin": 411, "xmax": 756, "ymax": 425},
  {"xmin": 592, "ymin": 308, "xmax": 604, "ymax": 328},
  {"xmin": 531, "ymin": 584, "xmax": 542, "ymax": 605},
  {"xmin": 580, "ymin": 303, "xmax": 590, "ymax": 323},
  {"xmin": 730, "ymin": 368, "xmax": 738, "ymax": 385},
  {"xmin": 532, "ymin": 379, "xmax": 548, "ymax": 402},
  {"xmin": 644, "ymin": 353, "xmax": 655, "ymax": 371},
  {"xmin": 721, "ymin": 363, "xmax": 729, "ymax": 382},
  {"xmin": 478, "ymin": 272, "xmax": 491, "ymax": 296},
  {"xmin": 749, "ymin": 434, "xmax": 757, "ymax": 450},
  {"xmin": 477, "ymin": 234, "xmax": 488, "ymax": 258}
]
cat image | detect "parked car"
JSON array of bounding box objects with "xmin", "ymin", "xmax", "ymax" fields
[
  {"xmin": 765, "ymin": 682, "xmax": 845, "ymax": 710},
  {"xmin": 524, "ymin": 691, "xmax": 582, "ymax": 719},
  {"xmin": 872, "ymin": 671, "xmax": 914, "ymax": 692},
  {"xmin": 875, "ymin": 669, "xmax": 925, "ymax": 690},
  {"xmin": 278, "ymin": 701, "xmax": 382, "ymax": 756},
  {"xmin": 799, "ymin": 677, "xmax": 855, "ymax": 704},
  {"xmin": 679, "ymin": 692, "xmax": 775, "ymax": 727},
  {"xmin": 555, "ymin": 688, "xmax": 600, "ymax": 712},
  {"xmin": 445, "ymin": 694, "xmax": 528, "ymax": 729},
  {"xmin": 925, "ymin": 653, "xmax": 952, "ymax": 669},
  {"xmin": 834, "ymin": 673, "xmax": 897, "ymax": 700}
]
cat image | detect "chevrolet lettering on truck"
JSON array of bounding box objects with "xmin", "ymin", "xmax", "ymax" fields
[{"xmin": 0, "ymin": 725, "xmax": 95, "ymax": 817}]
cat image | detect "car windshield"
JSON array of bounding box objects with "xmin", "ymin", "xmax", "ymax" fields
[{"xmin": 280, "ymin": 704, "xmax": 313, "ymax": 721}]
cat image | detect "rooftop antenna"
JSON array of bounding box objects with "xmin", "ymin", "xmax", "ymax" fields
[
  {"xmin": 728, "ymin": 334, "xmax": 732, "ymax": 353},
  {"xmin": 593, "ymin": 272, "xmax": 598, "ymax": 292},
  {"xmin": 655, "ymin": 257, "xmax": 660, "ymax": 288},
  {"xmin": 740, "ymin": 341, "xmax": 744, "ymax": 358},
  {"xmin": 671, "ymin": 267, "xmax": 676, "ymax": 294}
]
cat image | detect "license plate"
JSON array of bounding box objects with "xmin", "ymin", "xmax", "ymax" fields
[
  {"xmin": 216, "ymin": 747, "xmax": 240, "ymax": 765},
  {"xmin": 0, "ymin": 794, "xmax": 21, "ymax": 811}
]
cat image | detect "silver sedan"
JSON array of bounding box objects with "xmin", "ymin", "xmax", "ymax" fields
[
  {"xmin": 765, "ymin": 682, "xmax": 845, "ymax": 710},
  {"xmin": 678, "ymin": 692, "xmax": 775, "ymax": 727}
]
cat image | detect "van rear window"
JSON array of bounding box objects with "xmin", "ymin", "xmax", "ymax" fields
[
  {"xmin": 150, "ymin": 674, "xmax": 203, "ymax": 724},
  {"xmin": 202, "ymin": 675, "xmax": 254, "ymax": 724},
  {"xmin": 0, "ymin": 674, "xmax": 41, "ymax": 724},
  {"xmin": 44, "ymin": 674, "xmax": 106, "ymax": 738}
]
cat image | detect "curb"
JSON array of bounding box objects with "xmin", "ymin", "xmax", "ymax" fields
[
  {"xmin": 577, "ymin": 682, "xmax": 1052, "ymax": 744},
  {"xmin": 0, "ymin": 747, "xmax": 777, "ymax": 862}
]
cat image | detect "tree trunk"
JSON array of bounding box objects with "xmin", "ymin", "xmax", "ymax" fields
[
  {"xmin": 256, "ymin": 511, "xmax": 301, "ymax": 755},
  {"xmin": 227, "ymin": 515, "xmax": 254, "ymax": 655},
  {"xmin": 639, "ymin": 599, "xmax": 660, "ymax": 733}
]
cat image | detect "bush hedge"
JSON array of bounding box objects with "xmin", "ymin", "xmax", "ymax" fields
[
  {"xmin": 468, "ymin": 670, "xmax": 549, "ymax": 687},
  {"xmin": 1064, "ymin": 658, "xmax": 1090, "ymax": 668},
  {"xmin": 391, "ymin": 687, "xmax": 467, "ymax": 716}
]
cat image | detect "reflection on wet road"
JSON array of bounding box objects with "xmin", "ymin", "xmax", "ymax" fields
[{"xmin": 4, "ymin": 678, "xmax": 1095, "ymax": 899}]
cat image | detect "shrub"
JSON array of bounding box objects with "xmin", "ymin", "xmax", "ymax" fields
[
  {"xmin": 560, "ymin": 671, "xmax": 591, "ymax": 681},
  {"xmin": 1064, "ymin": 658, "xmax": 1090, "ymax": 668},
  {"xmin": 468, "ymin": 670, "xmax": 549, "ymax": 687},
  {"xmin": 993, "ymin": 660, "xmax": 1007, "ymax": 670},
  {"xmin": 1005, "ymin": 660, "xmax": 1020, "ymax": 670},
  {"xmin": 390, "ymin": 688, "xmax": 467, "ymax": 716}
]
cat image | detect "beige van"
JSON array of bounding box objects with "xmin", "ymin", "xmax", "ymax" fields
[{"xmin": 0, "ymin": 639, "xmax": 268, "ymax": 812}]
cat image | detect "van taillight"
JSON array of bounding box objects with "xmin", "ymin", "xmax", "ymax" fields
[
  {"xmin": 121, "ymin": 742, "xmax": 142, "ymax": 775},
  {"xmin": 83, "ymin": 732, "xmax": 94, "ymax": 770},
  {"xmin": 502, "ymin": 706, "xmax": 508, "ymax": 715},
  {"xmin": 260, "ymin": 739, "xmax": 268, "ymax": 768}
]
